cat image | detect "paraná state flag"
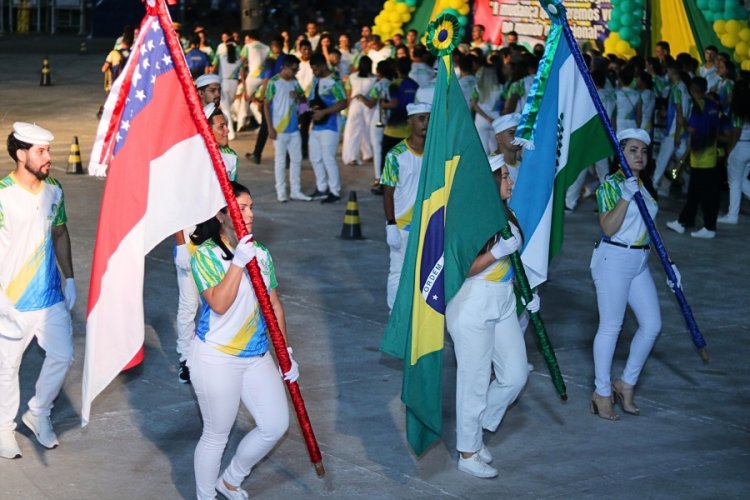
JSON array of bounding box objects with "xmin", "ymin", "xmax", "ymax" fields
[
  {"xmin": 510, "ymin": 8, "xmax": 614, "ymax": 289},
  {"xmin": 380, "ymin": 54, "xmax": 506, "ymax": 456},
  {"xmin": 82, "ymin": 10, "xmax": 226, "ymax": 425}
]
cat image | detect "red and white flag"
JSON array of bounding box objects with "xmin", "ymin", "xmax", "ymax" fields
[{"xmin": 82, "ymin": 7, "xmax": 226, "ymax": 424}]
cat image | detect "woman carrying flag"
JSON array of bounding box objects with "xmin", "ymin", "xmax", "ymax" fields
[
  {"xmin": 590, "ymin": 128, "xmax": 678, "ymax": 421},
  {"xmin": 445, "ymin": 155, "xmax": 539, "ymax": 479},
  {"xmin": 188, "ymin": 181, "xmax": 299, "ymax": 499}
]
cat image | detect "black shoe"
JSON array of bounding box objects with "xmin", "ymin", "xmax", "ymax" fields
[
  {"xmin": 320, "ymin": 193, "xmax": 341, "ymax": 204},
  {"xmin": 308, "ymin": 189, "xmax": 329, "ymax": 200},
  {"xmin": 178, "ymin": 361, "xmax": 191, "ymax": 384},
  {"xmin": 245, "ymin": 152, "xmax": 261, "ymax": 164}
]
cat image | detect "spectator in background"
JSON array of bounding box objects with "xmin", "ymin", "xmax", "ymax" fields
[
  {"xmin": 408, "ymin": 44, "xmax": 434, "ymax": 88},
  {"xmin": 504, "ymin": 30, "xmax": 519, "ymax": 47},
  {"xmin": 186, "ymin": 33, "xmax": 212, "ymax": 80},
  {"xmin": 471, "ymin": 24, "xmax": 492, "ymax": 55},
  {"xmin": 355, "ymin": 24, "xmax": 372, "ymax": 52},
  {"xmin": 368, "ymin": 35, "xmax": 392, "ymax": 69},
  {"xmin": 337, "ymin": 33, "xmax": 357, "ymax": 79},
  {"xmin": 305, "ymin": 21, "xmax": 321, "ymax": 51},
  {"xmin": 718, "ymin": 79, "xmax": 750, "ymax": 225},
  {"xmin": 700, "ymin": 45, "xmax": 720, "ymax": 90},
  {"xmin": 714, "ymin": 53, "xmax": 735, "ymax": 112},
  {"xmin": 405, "ymin": 29, "xmax": 419, "ymax": 53},
  {"xmin": 654, "ymin": 41, "xmax": 671, "ymax": 65}
]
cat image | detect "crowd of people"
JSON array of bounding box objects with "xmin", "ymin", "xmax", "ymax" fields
[{"xmin": 0, "ymin": 15, "xmax": 747, "ymax": 499}]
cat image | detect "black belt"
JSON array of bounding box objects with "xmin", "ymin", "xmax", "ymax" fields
[{"xmin": 597, "ymin": 239, "xmax": 650, "ymax": 250}]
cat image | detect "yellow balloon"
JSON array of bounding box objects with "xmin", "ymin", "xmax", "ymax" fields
[
  {"xmin": 395, "ymin": 2, "xmax": 408, "ymax": 14},
  {"xmin": 726, "ymin": 19, "xmax": 742, "ymax": 35},
  {"xmin": 388, "ymin": 11, "xmax": 401, "ymax": 22},
  {"xmin": 721, "ymin": 32, "xmax": 739, "ymax": 49},
  {"xmin": 401, "ymin": 12, "xmax": 411, "ymax": 22},
  {"xmin": 714, "ymin": 20, "xmax": 727, "ymax": 35},
  {"xmin": 740, "ymin": 28, "xmax": 750, "ymax": 42},
  {"xmin": 385, "ymin": 0, "xmax": 396, "ymax": 9},
  {"xmin": 458, "ymin": 4, "xmax": 470, "ymax": 16},
  {"xmin": 735, "ymin": 41, "xmax": 749, "ymax": 56},
  {"xmin": 734, "ymin": 50, "xmax": 746, "ymax": 63},
  {"xmin": 609, "ymin": 31, "xmax": 621, "ymax": 41},
  {"xmin": 742, "ymin": 59, "xmax": 750, "ymax": 71},
  {"xmin": 616, "ymin": 40, "xmax": 631, "ymax": 54}
]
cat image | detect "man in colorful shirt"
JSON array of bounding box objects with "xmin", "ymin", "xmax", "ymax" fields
[
  {"xmin": 264, "ymin": 55, "xmax": 312, "ymax": 202},
  {"xmin": 380, "ymin": 100, "xmax": 431, "ymax": 311},
  {"xmin": 0, "ymin": 123, "xmax": 75, "ymax": 459},
  {"xmin": 308, "ymin": 54, "xmax": 347, "ymax": 204}
]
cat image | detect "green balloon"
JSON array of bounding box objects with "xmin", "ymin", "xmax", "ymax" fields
[
  {"xmin": 620, "ymin": 26, "xmax": 634, "ymax": 42},
  {"xmin": 709, "ymin": 0, "xmax": 723, "ymax": 12},
  {"xmin": 620, "ymin": 0, "xmax": 634, "ymax": 13},
  {"xmin": 609, "ymin": 17, "xmax": 622, "ymax": 32},
  {"xmin": 724, "ymin": 0, "xmax": 739, "ymax": 10},
  {"xmin": 630, "ymin": 36, "xmax": 642, "ymax": 49},
  {"xmin": 620, "ymin": 13, "xmax": 633, "ymax": 27},
  {"xmin": 697, "ymin": 0, "xmax": 710, "ymax": 9}
]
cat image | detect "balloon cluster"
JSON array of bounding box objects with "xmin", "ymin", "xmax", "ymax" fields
[
  {"xmin": 372, "ymin": 0, "xmax": 471, "ymax": 41},
  {"xmin": 698, "ymin": 0, "xmax": 747, "ymax": 23},
  {"xmin": 607, "ymin": 0, "xmax": 645, "ymax": 49},
  {"xmin": 603, "ymin": 31, "xmax": 637, "ymax": 59},
  {"xmin": 714, "ymin": 18, "xmax": 750, "ymax": 70}
]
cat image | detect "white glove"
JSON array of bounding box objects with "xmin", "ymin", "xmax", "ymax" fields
[
  {"xmin": 386, "ymin": 224, "xmax": 401, "ymax": 250},
  {"xmin": 281, "ymin": 347, "xmax": 300, "ymax": 383},
  {"xmin": 232, "ymin": 234, "xmax": 256, "ymax": 268},
  {"xmin": 666, "ymin": 263, "xmax": 682, "ymax": 291},
  {"xmin": 522, "ymin": 293, "xmax": 541, "ymax": 313},
  {"xmin": 64, "ymin": 278, "xmax": 77, "ymax": 311},
  {"xmin": 174, "ymin": 244, "xmax": 191, "ymax": 271},
  {"xmin": 0, "ymin": 293, "xmax": 25, "ymax": 339},
  {"xmin": 490, "ymin": 235, "xmax": 520, "ymax": 259},
  {"xmin": 620, "ymin": 176, "xmax": 640, "ymax": 201}
]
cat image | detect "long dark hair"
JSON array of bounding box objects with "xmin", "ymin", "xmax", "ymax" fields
[
  {"xmin": 226, "ymin": 40, "xmax": 238, "ymax": 64},
  {"xmin": 617, "ymin": 140, "xmax": 658, "ymax": 199},
  {"xmin": 358, "ymin": 55, "xmax": 373, "ymax": 78},
  {"xmin": 731, "ymin": 79, "xmax": 750, "ymax": 123},
  {"xmin": 190, "ymin": 181, "xmax": 251, "ymax": 260}
]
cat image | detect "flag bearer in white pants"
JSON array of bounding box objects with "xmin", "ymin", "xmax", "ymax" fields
[
  {"xmin": 173, "ymin": 105, "xmax": 238, "ymax": 384},
  {"xmin": 0, "ymin": 123, "xmax": 76, "ymax": 459},
  {"xmin": 188, "ymin": 181, "xmax": 299, "ymax": 500},
  {"xmin": 381, "ymin": 101, "xmax": 432, "ymax": 311},
  {"xmin": 308, "ymin": 54, "xmax": 347, "ymax": 204},
  {"xmin": 446, "ymin": 157, "xmax": 539, "ymax": 479},
  {"xmin": 590, "ymin": 129, "xmax": 680, "ymax": 421},
  {"xmin": 264, "ymin": 55, "xmax": 311, "ymax": 203}
]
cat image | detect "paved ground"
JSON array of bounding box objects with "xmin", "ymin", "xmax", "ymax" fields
[{"xmin": 1, "ymin": 35, "xmax": 749, "ymax": 499}]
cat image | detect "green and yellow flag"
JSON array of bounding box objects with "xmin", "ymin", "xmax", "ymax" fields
[{"xmin": 380, "ymin": 16, "xmax": 507, "ymax": 456}]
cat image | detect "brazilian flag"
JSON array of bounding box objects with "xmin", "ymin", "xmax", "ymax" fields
[{"xmin": 380, "ymin": 52, "xmax": 507, "ymax": 456}]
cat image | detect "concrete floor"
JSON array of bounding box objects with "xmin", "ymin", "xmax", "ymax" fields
[{"xmin": 0, "ymin": 35, "xmax": 749, "ymax": 499}]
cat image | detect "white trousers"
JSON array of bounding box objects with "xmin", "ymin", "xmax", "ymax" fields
[
  {"xmin": 0, "ymin": 302, "xmax": 73, "ymax": 431},
  {"xmin": 273, "ymin": 131, "xmax": 304, "ymax": 197},
  {"xmin": 654, "ymin": 135, "xmax": 688, "ymax": 186},
  {"xmin": 726, "ymin": 141, "xmax": 750, "ymax": 219},
  {"xmin": 220, "ymin": 79, "xmax": 238, "ymax": 137},
  {"xmin": 176, "ymin": 263, "xmax": 200, "ymax": 362},
  {"xmin": 341, "ymin": 100, "xmax": 373, "ymax": 165},
  {"xmin": 474, "ymin": 115, "xmax": 496, "ymax": 155},
  {"xmin": 369, "ymin": 122, "xmax": 385, "ymax": 181},
  {"xmin": 590, "ymin": 243, "xmax": 661, "ymax": 397},
  {"xmin": 386, "ymin": 229, "xmax": 409, "ymax": 311},
  {"xmin": 446, "ymin": 280, "xmax": 528, "ymax": 453},
  {"xmin": 189, "ymin": 340, "xmax": 289, "ymax": 500},
  {"xmin": 310, "ymin": 129, "xmax": 341, "ymax": 196}
]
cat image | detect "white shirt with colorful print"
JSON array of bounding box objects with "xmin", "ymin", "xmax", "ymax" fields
[
  {"xmin": 0, "ymin": 173, "xmax": 66, "ymax": 311},
  {"xmin": 310, "ymin": 74, "xmax": 346, "ymax": 133},
  {"xmin": 191, "ymin": 238, "xmax": 277, "ymax": 357},
  {"xmin": 266, "ymin": 75, "xmax": 304, "ymax": 133},
  {"xmin": 380, "ymin": 140, "xmax": 422, "ymax": 231},
  {"xmin": 596, "ymin": 171, "xmax": 658, "ymax": 246}
]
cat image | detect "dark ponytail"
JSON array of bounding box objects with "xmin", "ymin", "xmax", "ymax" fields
[{"xmin": 190, "ymin": 181, "xmax": 252, "ymax": 260}]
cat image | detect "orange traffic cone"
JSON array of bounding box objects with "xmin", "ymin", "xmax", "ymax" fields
[
  {"xmin": 340, "ymin": 191, "xmax": 363, "ymax": 239},
  {"xmin": 67, "ymin": 136, "xmax": 83, "ymax": 174},
  {"xmin": 40, "ymin": 57, "xmax": 51, "ymax": 86}
]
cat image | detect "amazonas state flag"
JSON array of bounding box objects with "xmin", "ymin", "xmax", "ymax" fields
[{"xmin": 380, "ymin": 54, "xmax": 506, "ymax": 456}]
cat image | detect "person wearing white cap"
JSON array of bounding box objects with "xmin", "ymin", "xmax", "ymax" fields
[
  {"xmin": 491, "ymin": 113, "xmax": 523, "ymax": 183},
  {"xmin": 196, "ymin": 73, "xmax": 222, "ymax": 109},
  {"xmin": 0, "ymin": 123, "xmax": 75, "ymax": 459},
  {"xmin": 172, "ymin": 105, "xmax": 239, "ymax": 384},
  {"xmin": 380, "ymin": 100, "xmax": 431, "ymax": 311},
  {"xmin": 590, "ymin": 128, "xmax": 677, "ymax": 421},
  {"xmin": 446, "ymin": 155, "xmax": 537, "ymax": 479}
]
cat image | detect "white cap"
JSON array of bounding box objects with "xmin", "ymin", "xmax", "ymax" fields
[
  {"xmin": 489, "ymin": 154, "xmax": 505, "ymax": 172},
  {"xmin": 195, "ymin": 73, "xmax": 221, "ymax": 88},
  {"xmin": 407, "ymin": 102, "xmax": 431, "ymax": 116},
  {"xmin": 616, "ymin": 128, "xmax": 651, "ymax": 146},
  {"xmin": 492, "ymin": 113, "xmax": 521, "ymax": 134},
  {"xmin": 203, "ymin": 103, "xmax": 216, "ymax": 119},
  {"xmin": 12, "ymin": 122, "xmax": 54, "ymax": 145}
]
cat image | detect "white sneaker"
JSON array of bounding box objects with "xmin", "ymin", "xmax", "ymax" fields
[
  {"xmin": 666, "ymin": 220, "xmax": 686, "ymax": 234},
  {"xmin": 290, "ymin": 192, "xmax": 312, "ymax": 201},
  {"xmin": 276, "ymin": 194, "xmax": 288, "ymax": 203},
  {"xmin": 690, "ymin": 227, "xmax": 716, "ymax": 239},
  {"xmin": 0, "ymin": 430, "xmax": 22, "ymax": 459},
  {"xmin": 717, "ymin": 214, "xmax": 738, "ymax": 225},
  {"xmin": 457, "ymin": 453, "xmax": 498, "ymax": 478},
  {"xmin": 478, "ymin": 444, "xmax": 493, "ymax": 464},
  {"xmin": 22, "ymin": 411, "xmax": 59, "ymax": 449},
  {"xmin": 215, "ymin": 477, "xmax": 249, "ymax": 499}
]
